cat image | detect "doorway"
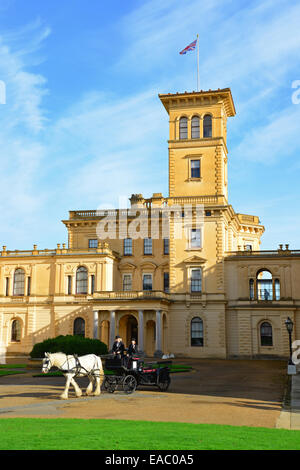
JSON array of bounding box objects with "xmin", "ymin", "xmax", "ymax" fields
[{"xmin": 119, "ymin": 314, "xmax": 138, "ymax": 347}]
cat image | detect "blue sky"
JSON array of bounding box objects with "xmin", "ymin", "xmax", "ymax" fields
[{"xmin": 0, "ymin": 0, "xmax": 300, "ymax": 250}]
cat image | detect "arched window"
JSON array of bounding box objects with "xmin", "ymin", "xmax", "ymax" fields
[
  {"xmin": 76, "ymin": 266, "xmax": 88, "ymax": 294},
  {"xmin": 257, "ymin": 270, "xmax": 273, "ymax": 300},
  {"xmin": 73, "ymin": 317, "xmax": 85, "ymax": 337},
  {"xmin": 179, "ymin": 117, "xmax": 188, "ymax": 139},
  {"xmin": 13, "ymin": 269, "xmax": 25, "ymax": 296},
  {"xmin": 260, "ymin": 322, "xmax": 273, "ymax": 346},
  {"xmin": 203, "ymin": 114, "xmax": 212, "ymax": 138},
  {"xmin": 249, "ymin": 279, "xmax": 254, "ymax": 300},
  {"xmin": 191, "ymin": 317, "xmax": 203, "ymax": 346},
  {"xmin": 11, "ymin": 319, "xmax": 21, "ymax": 342},
  {"xmin": 191, "ymin": 116, "xmax": 200, "ymax": 138}
]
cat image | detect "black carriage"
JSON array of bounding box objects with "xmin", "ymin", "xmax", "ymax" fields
[{"xmin": 103, "ymin": 356, "xmax": 171, "ymax": 394}]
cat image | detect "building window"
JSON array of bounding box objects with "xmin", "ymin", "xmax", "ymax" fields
[
  {"xmin": 191, "ymin": 116, "xmax": 200, "ymax": 138},
  {"xmin": 179, "ymin": 117, "xmax": 188, "ymax": 139},
  {"xmin": 190, "ymin": 268, "xmax": 202, "ymax": 293},
  {"xmin": 76, "ymin": 266, "xmax": 88, "ymax": 294},
  {"xmin": 163, "ymin": 238, "xmax": 169, "ymax": 255},
  {"xmin": 5, "ymin": 277, "xmax": 9, "ymax": 296},
  {"xmin": 88, "ymin": 239, "xmax": 98, "ymax": 248},
  {"xmin": 191, "ymin": 317, "xmax": 203, "ymax": 346},
  {"xmin": 257, "ymin": 270, "xmax": 273, "ymax": 301},
  {"xmin": 124, "ymin": 238, "xmax": 132, "ymax": 256},
  {"xmin": 27, "ymin": 277, "xmax": 31, "ymax": 296},
  {"xmin": 164, "ymin": 272, "xmax": 169, "ymax": 293},
  {"xmin": 244, "ymin": 244, "xmax": 252, "ymax": 251},
  {"xmin": 190, "ymin": 159, "xmax": 200, "ymax": 179},
  {"xmin": 73, "ymin": 317, "xmax": 85, "ymax": 337},
  {"xmin": 11, "ymin": 319, "xmax": 21, "ymax": 342},
  {"xmin": 190, "ymin": 228, "xmax": 201, "ymax": 249},
  {"xmin": 143, "ymin": 274, "xmax": 152, "ymax": 291},
  {"xmin": 275, "ymin": 279, "xmax": 280, "ymax": 301},
  {"xmin": 13, "ymin": 269, "xmax": 25, "ymax": 296},
  {"xmin": 123, "ymin": 274, "xmax": 132, "ymax": 291},
  {"xmin": 249, "ymin": 279, "xmax": 254, "ymax": 300},
  {"xmin": 91, "ymin": 275, "xmax": 95, "ymax": 294},
  {"xmin": 67, "ymin": 275, "xmax": 72, "ymax": 295},
  {"xmin": 260, "ymin": 322, "xmax": 273, "ymax": 346},
  {"xmin": 203, "ymin": 114, "xmax": 212, "ymax": 137},
  {"xmin": 144, "ymin": 238, "xmax": 152, "ymax": 255}
]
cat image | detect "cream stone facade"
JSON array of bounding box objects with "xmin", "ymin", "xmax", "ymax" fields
[{"xmin": 0, "ymin": 88, "xmax": 299, "ymax": 358}]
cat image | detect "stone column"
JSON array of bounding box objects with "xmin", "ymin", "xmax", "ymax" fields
[
  {"xmin": 9, "ymin": 273, "xmax": 13, "ymax": 296},
  {"xmin": 93, "ymin": 311, "xmax": 99, "ymax": 339},
  {"xmin": 109, "ymin": 311, "xmax": 116, "ymax": 350},
  {"xmin": 138, "ymin": 310, "xmax": 144, "ymax": 354},
  {"xmin": 31, "ymin": 264, "xmax": 36, "ymax": 296},
  {"xmin": 59, "ymin": 264, "xmax": 65, "ymax": 294},
  {"xmin": 154, "ymin": 309, "xmax": 163, "ymax": 357}
]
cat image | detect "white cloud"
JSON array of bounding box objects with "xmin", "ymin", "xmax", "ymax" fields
[
  {"xmin": 231, "ymin": 104, "xmax": 300, "ymax": 164},
  {"xmin": 0, "ymin": 22, "xmax": 50, "ymax": 248},
  {"xmin": 1, "ymin": 0, "xmax": 300, "ymax": 250},
  {"xmin": 42, "ymin": 88, "xmax": 169, "ymax": 210}
]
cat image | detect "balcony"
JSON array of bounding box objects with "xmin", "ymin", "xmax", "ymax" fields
[
  {"xmin": 68, "ymin": 194, "xmax": 228, "ymax": 220},
  {"xmin": 226, "ymin": 245, "xmax": 300, "ymax": 259},
  {"xmin": 92, "ymin": 290, "xmax": 171, "ymax": 301},
  {"xmin": 0, "ymin": 244, "xmax": 113, "ymax": 258}
]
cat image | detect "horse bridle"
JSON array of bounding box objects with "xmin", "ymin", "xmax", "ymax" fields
[{"xmin": 42, "ymin": 356, "xmax": 53, "ymax": 373}]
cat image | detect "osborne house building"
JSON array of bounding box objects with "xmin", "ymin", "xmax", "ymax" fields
[{"xmin": 1, "ymin": 88, "xmax": 300, "ymax": 359}]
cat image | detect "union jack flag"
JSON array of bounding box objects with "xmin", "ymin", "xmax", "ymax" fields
[{"xmin": 179, "ymin": 39, "xmax": 197, "ymax": 55}]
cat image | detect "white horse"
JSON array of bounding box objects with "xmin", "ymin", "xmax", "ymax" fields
[{"xmin": 42, "ymin": 352, "xmax": 104, "ymax": 400}]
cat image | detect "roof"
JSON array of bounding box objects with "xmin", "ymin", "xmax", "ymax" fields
[{"xmin": 158, "ymin": 88, "xmax": 236, "ymax": 117}]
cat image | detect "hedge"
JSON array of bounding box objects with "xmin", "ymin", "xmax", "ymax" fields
[{"xmin": 30, "ymin": 335, "xmax": 108, "ymax": 358}]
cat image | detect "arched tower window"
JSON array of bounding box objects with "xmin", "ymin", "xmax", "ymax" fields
[
  {"xmin": 179, "ymin": 117, "xmax": 188, "ymax": 139},
  {"xmin": 191, "ymin": 116, "xmax": 200, "ymax": 138},
  {"xmin": 191, "ymin": 317, "xmax": 203, "ymax": 346},
  {"xmin": 256, "ymin": 270, "xmax": 273, "ymax": 301},
  {"xmin": 73, "ymin": 317, "xmax": 85, "ymax": 337},
  {"xmin": 76, "ymin": 266, "xmax": 88, "ymax": 294},
  {"xmin": 260, "ymin": 322, "xmax": 273, "ymax": 346},
  {"xmin": 203, "ymin": 114, "xmax": 212, "ymax": 138},
  {"xmin": 13, "ymin": 269, "xmax": 25, "ymax": 296},
  {"xmin": 11, "ymin": 319, "xmax": 21, "ymax": 342}
]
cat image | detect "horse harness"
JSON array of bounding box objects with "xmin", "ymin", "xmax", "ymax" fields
[{"xmin": 59, "ymin": 354, "xmax": 103, "ymax": 379}]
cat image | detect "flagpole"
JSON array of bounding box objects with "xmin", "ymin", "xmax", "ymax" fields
[{"xmin": 197, "ymin": 34, "xmax": 199, "ymax": 91}]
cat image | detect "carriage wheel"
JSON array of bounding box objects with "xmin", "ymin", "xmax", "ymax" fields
[
  {"xmin": 157, "ymin": 371, "xmax": 170, "ymax": 392},
  {"xmin": 104, "ymin": 376, "xmax": 117, "ymax": 393},
  {"xmin": 123, "ymin": 375, "xmax": 137, "ymax": 394}
]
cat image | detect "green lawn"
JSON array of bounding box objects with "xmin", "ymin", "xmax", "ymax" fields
[
  {"xmin": 0, "ymin": 370, "xmax": 26, "ymax": 376},
  {"xmin": 0, "ymin": 418, "xmax": 299, "ymax": 450},
  {"xmin": 0, "ymin": 364, "xmax": 27, "ymax": 369},
  {"xmin": 0, "ymin": 364, "xmax": 27, "ymax": 376}
]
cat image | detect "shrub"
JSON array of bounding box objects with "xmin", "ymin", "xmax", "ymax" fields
[{"xmin": 30, "ymin": 335, "xmax": 108, "ymax": 358}]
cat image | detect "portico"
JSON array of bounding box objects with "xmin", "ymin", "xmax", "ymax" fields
[{"xmin": 92, "ymin": 298, "xmax": 170, "ymax": 357}]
